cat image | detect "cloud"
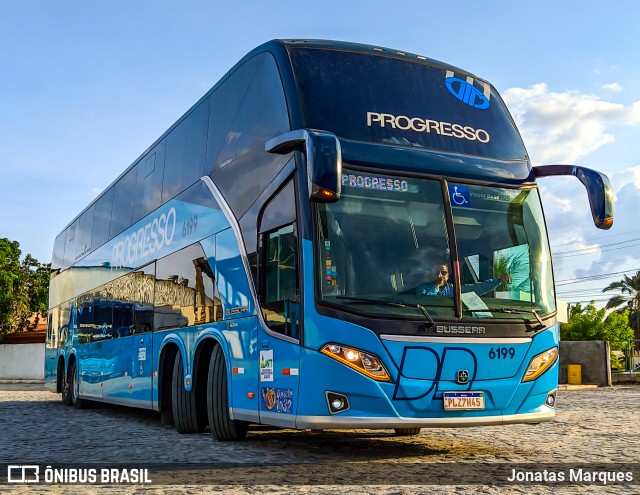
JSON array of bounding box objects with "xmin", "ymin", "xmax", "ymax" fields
[
  {"xmin": 503, "ymin": 84, "xmax": 640, "ymax": 164},
  {"xmin": 603, "ymin": 82, "xmax": 622, "ymax": 92},
  {"xmin": 542, "ymin": 166, "xmax": 640, "ymax": 303}
]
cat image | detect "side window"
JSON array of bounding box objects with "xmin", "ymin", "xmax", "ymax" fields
[
  {"xmin": 75, "ymin": 205, "xmax": 95, "ymax": 261},
  {"xmin": 93, "ymin": 283, "xmax": 113, "ymax": 340},
  {"xmin": 154, "ymin": 243, "xmax": 222, "ymax": 331},
  {"xmin": 110, "ymin": 166, "xmax": 137, "ymax": 238},
  {"xmin": 133, "ymin": 141, "xmax": 166, "ymax": 223},
  {"xmin": 92, "ymin": 188, "xmax": 114, "ymax": 250},
  {"xmin": 259, "ymin": 181, "xmax": 298, "ymax": 338},
  {"xmin": 112, "ymin": 272, "xmax": 137, "ymax": 338},
  {"xmin": 134, "ymin": 264, "xmax": 155, "ymax": 334},
  {"xmin": 63, "ymin": 222, "xmax": 78, "ymax": 269},
  {"xmin": 76, "ymin": 297, "xmax": 94, "ymax": 345},
  {"xmin": 162, "ymin": 102, "xmax": 209, "ymax": 203},
  {"xmin": 46, "ymin": 308, "xmax": 59, "ymax": 349}
]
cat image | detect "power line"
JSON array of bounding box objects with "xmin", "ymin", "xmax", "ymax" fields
[
  {"xmin": 553, "ymin": 241, "xmax": 640, "ymax": 258},
  {"xmin": 553, "ymin": 238, "xmax": 640, "ymax": 257},
  {"xmin": 550, "ymin": 228, "xmax": 640, "ymax": 248},
  {"xmin": 555, "ymin": 268, "xmax": 640, "ymax": 286}
]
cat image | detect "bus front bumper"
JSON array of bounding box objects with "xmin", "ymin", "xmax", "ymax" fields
[{"xmin": 295, "ymin": 409, "xmax": 555, "ymax": 429}]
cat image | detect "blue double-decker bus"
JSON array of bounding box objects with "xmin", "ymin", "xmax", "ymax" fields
[{"xmin": 45, "ymin": 40, "xmax": 613, "ymax": 440}]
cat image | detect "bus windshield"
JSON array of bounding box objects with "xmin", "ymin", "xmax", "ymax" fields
[{"xmin": 315, "ymin": 169, "xmax": 555, "ymax": 322}]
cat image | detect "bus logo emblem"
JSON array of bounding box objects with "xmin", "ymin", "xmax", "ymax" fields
[
  {"xmin": 457, "ymin": 370, "xmax": 469, "ymax": 384},
  {"xmin": 445, "ymin": 70, "xmax": 490, "ymax": 110}
]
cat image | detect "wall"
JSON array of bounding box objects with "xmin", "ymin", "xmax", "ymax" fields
[
  {"xmin": 559, "ymin": 340, "xmax": 611, "ymax": 386},
  {"xmin": 0, "ymin": 343, "xmax": 44, "ymax": 380}
]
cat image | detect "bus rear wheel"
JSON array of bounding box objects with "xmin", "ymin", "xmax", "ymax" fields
[
  {"xmin": 69, "ymin": 360, "xmax": 88, "ymax": 409},
  {"xmin": 394, "ymin": 427, "xmax": 422, "ymax": 436},
  {"xmin": 207, "ymin": 345, "xmax": 248, "ymax": 441},
  {"xmin": 61, "ymin": 365, "xmax": 72, "ymax": 406},
  {"xmin": 172, "ymin": 353, "xmax": 201, "ymax": 433}
]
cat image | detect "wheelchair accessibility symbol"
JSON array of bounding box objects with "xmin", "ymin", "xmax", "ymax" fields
[{"xmin": 449, "ymin": 184, "xmax": 470, "ymax": 207}]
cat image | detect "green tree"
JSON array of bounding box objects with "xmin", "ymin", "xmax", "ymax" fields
[
  {"xmin": 603, "ymin": 270, "xmax": 640, "ymax": 341},
  {"xmin": 560, "ymin": 302, "xmax": 634, "ymax": 350},
  {"xmin": 0, "ymin": 238, "xmax": 50, "ymax": 338}
]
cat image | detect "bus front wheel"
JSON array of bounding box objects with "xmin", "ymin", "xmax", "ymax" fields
[{"xmin": 207, "ymin": 345, "xmax": 248, "ymax": 441}]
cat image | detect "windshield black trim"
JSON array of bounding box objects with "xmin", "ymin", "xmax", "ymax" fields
[
  {"xmin": 314, "ymin": 300, "xmax": 554, "ymax": 337},
  {"xmin": 442, "ymin": 178, "xmax": 462, "ymax": 319}
]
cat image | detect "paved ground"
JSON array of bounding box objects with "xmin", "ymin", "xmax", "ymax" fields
[{"xmin": 1, "ymin": 383, "xmax": 638, "ymax": 494}]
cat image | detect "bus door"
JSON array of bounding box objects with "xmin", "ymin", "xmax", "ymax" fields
[
  {"xmin": 257, "ymin": 222, "xmax": 301, "ymax": 425},
  {"xmin": 131, "ymin": 324, "xmax": 153, "ymax": 406}
]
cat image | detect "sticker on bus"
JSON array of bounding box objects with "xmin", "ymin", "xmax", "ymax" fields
[
  {"xmin": 261, "ymin": 387, "xmax": 293, "ymax": 414},
  {"xmin": 260, "ymin": 350, "xmax": 274, "ymax": 382}
]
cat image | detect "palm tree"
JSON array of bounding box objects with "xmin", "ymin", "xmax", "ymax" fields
[{"xmin": 603, "ymin": 271, "xmax": 640, "ymax": 342}]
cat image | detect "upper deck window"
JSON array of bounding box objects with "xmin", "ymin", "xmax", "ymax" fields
[{"xmin": 289, "ymin": 47, "xmax": 527, "ymax": 160}]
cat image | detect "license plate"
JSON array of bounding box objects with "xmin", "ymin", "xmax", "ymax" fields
[{"xmin": 443, "ymin": 391, "xmax": 485, "ymax": 411}]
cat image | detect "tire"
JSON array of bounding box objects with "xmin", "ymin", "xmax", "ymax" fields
[
  {"xmin": 69, "ymin": 360, "xmax": 88, "ymax": 409},
  {"xmin": 207, "ymin": 345, "xmax": 248, "ymax": 441},
  {"xmin": 172, "ymin": 353, "xmax": 200, "ymax": 433},
  {"xmin": 394, "ymin": 427, "xmax": 422, "ymax": 436},
  {"xmin": 61, "ymin": 362, "xmax": 72, "ymax": 406}
]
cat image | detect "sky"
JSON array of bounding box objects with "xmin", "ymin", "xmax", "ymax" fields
[{"xmin": 1, "ymin": 0, "xmax": 639, "ymax": 308}]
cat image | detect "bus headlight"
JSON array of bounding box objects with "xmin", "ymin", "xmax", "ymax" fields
[
  {"xmin": 522, "ymin": 347, "xmax": 558, "ymax": 382},
  {"xmin": 321, "ymin": 344, "xmax": 392, "ymax": 382}
]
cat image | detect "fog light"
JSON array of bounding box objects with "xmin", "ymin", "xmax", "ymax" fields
[
  {"xmin": 326, "ymin": 392, "xmax": 350, "ymax": 414},
  {"xmin": 545, "ymin": 391, "xmax": 556, "ymax": 408}
]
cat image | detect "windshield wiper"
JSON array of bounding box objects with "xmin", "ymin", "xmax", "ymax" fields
[
  {"xmin": 335, "ymin": 296, "xmax": 435, "ymax": 328},
  {"xmin": 494, "ymin": 307, "xmax": 545, "ymax": 330}
]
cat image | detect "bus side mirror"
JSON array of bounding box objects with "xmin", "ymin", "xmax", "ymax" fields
[
  {"xmin": 266, "ymin": 129, "xmax": 342, "ymax": 203},
  {"xmin": 533, "ymin": 165, "xmax": 614, "ymax": 230}
]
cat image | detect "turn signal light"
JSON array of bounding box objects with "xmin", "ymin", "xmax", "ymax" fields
[{"xmin": 522, "ymin": 347, "xmax": 558, "ymax": 382}]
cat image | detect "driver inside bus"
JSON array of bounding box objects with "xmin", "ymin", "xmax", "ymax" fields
[{"xmin": 415, "ymin": 264, "xmax": 510, "ymax": 297}]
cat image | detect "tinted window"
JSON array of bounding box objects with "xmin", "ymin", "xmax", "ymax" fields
[
  {"xmin": 259, "ymin": 182, "xmax": 299, "ymax": 338},
  {"xmin": 51, "ymin": 233, "xmax": 65, "ymax": 275},
  {"xmin": 93, "ymin": 188, "xmax": 114, "ymax": 250},
  {"xmin": 63, "ymin": 222, "xmax": 78, "ymax": 269},
  {"xmin": 112, "ymin": 272, "xmax": 137, "ymax": 338},
  {"xmin": 258, "ymin": 181, "xmax": 295, "ymax": 233},
  {"xmin": 110, "ymin": 167, "xmax": 137, "ymax": 237},
  {"xmin": 134, "ymin": 264, "xmax": 155, "ymax": 334},
  {"xmin": 155, "ymin": 243, "xmax": 222, "ymax": 330},
  {"xmin": 162, "ymin": 102, "xmax": 209, "ymax": 203},
  {"xmin": 133, "ymin": 141, "xmax": 166, "ymax": 223},
  {"xmin": 76, "ymin": 297, "xmax": 94, "ymax": 344},
  {"xmin": 75, "ymin": 205, "xmax": 95, "ymax": 261},
  {"xmin": 208, "ymin": 52, "xmax": 291, "ymax": 218},
  {"xmin": 289, "ymin": 47, "xmax": 526, "ymax": 160}
]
